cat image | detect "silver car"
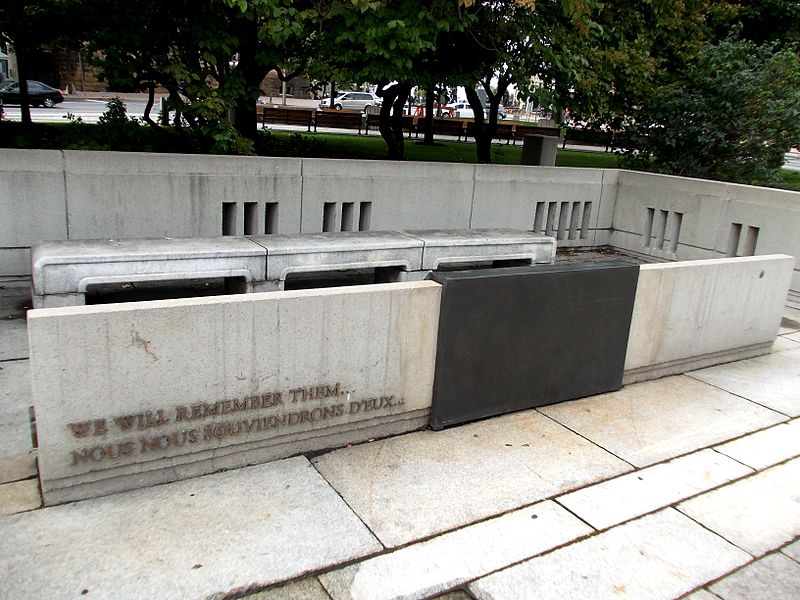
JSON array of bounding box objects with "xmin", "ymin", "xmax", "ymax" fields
[{"xmin": 319, "ymin": 92, "xmax": 381, "ymax": 111}]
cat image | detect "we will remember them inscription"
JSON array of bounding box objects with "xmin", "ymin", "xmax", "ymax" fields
[{"xmin": 66, "ymin": 382, "xmax": 403, "ymax": 466}]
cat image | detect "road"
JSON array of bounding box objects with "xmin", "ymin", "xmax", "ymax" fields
[{"xmin": 1, "ymin": 98, "xmax": 150, "ymax": 123}]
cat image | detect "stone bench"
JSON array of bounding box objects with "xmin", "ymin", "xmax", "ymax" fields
[
  {"xmin": 31, "ymin": 229, "xmax": 557, "ymax": 306},
  {"xmin": 31, "ymin": 237, "xmax": 267, "ymax": 308}
]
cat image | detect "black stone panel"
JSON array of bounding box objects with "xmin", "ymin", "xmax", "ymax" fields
[{"xmin": 429, "ymin": 261, "xmax": 640, "ymax": 429}]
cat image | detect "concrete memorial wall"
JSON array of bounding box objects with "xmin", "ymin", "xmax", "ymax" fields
[
  {"xmin": 2, "ymin": 149, "xmax": 799, "ymax": 306},
  {"xmin": 29, "ymin": 281, "xmax": 441, "ymax": 505},
  {"xmin": 26, "ymin": 253, "xmax": 793, "ymax": 505},
  {"xmin": 623, "ymin": 254, "xmax": 794, "ymax": 383}
]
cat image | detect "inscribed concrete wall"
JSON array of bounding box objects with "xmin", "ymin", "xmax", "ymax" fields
[
  {"xmin": 29, "ymin": 280, "xmax": 442, "ymax": 505},
  {"xmin": 623, "ymin": 255, "xmax": 794, "ymax": 383},
  {"xmin": 63, "ymin": 151, "xmax": 303, "ymax": 240},
  {"xmin": 612, "ymin": 171, "xmax": 800, "ymax": 305},
  {"xmin": 471, "ymin": 166, "xmax": 615, "ymax": 247},
  {"xmin": 299, "ymin": 159, "xmax": 475, "ymax": 232},
  {"xmin": 0, "ymin": 150, "xmax": 68, "ymax": 275}
]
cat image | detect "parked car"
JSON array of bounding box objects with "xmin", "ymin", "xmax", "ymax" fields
[
  {"xmin": 0, "ymin": 80, "xmax": 64, "ymax": 108},
  {"xmin": 318, "ymin": 92, "xmax": 381, "ymax": 112},
  {"xmin": 445, "ymin": 102, "xmax": 508, "ymax": 120},
  {"xmin": 447, "ymin": 102, "xmax": 475, "ymax": 119}
]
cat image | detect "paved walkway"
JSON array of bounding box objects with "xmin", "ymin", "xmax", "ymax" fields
[{"xmin": 1, "ymin": 276, "xmax": 799, "ymax": 599}]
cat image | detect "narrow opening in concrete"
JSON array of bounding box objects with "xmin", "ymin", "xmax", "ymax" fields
[
  {"xmin": 656, "ymin": 209, "xmax": 669, "ymax": 249},
  {"xmin": 545, "ymin": 202, "xmax": 557, "ymax": 236},
  {"xmin": 557, "ymin": 201, "xmax": 569, "ymax": 240},
  {"xmin": 580, "ymin": 202, "xmax": 593, "ymax": 239},
  {"xmin": 643, "ymin": 207, "xmax": 655, "ymax": 247},
  {"xmin": 533, "ymin": 202, "xmax": 546, "ymax": 233},
  {"xmin": 359, "ymin": 202, "xmax": 372, "ymax": 231},
  {"xmin": 744, "ymin": 225, "xmax": 759, "ymax": 256},
  {"xmin": 323, "ymin": 202, "xmax": 336, "ymax": 232},
  {"xmin": 284, "ymin": 269, "xmax": 379, "ymax": 290},
  {"xmin": 222, "ymin": 202, "xmax": 237, "ymax": 236},
  {"xmin": 670, "ymin": 212, "xmax": 683, "ymax": 252},
  {"xmin": 85, "ymin": 277, "xmax": 248, "ymax": 304},
  {"xmin": 727, "ymin": 223, "xmax": 742, "ymax": 257},
  {"xmin": 244, "ymin": 202, "xmax": 258, "ymax": 235},
  {"xmin": 264, "ymin": 202, "xmax": 278, "ymax": 234},
  {"xmin": 569, "ymin": 202, "xmax": 581, "ymax": 240},
  {"xmin": 341, "ymin": 202, "xmax": 355, "ymax": 231}
]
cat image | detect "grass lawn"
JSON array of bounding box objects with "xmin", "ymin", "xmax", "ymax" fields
[{"xmin": 269, "ymin": 130, "xmax": 620, "ymax": 168}]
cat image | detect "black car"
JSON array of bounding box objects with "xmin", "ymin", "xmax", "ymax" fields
[{"xmin": 0, "ymin": 80, "xmax": 64, "ymax": 108}]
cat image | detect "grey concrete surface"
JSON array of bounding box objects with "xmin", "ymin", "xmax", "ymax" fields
[
  {"xmin": 312, "ymin": 409, "xmax": 630, "ymax": 548},
  {"xmin": 469, "ymin": 509, "xmax": 750, "ymax": 600},
  {"xmin": 0, "ymin": 457, "xmax": 381, "ymax": 600},
  {"xmin": 709, "ymin": 552, "xmax": 800, "ymax": 599},
  {"xmin": 556, "ymin": 449, "xmax": 752, "ymax": 530},
  {"xmin": 714, "ymin": 420, "xmax": 800, "ymax": 470},
  {"xmin": 539, "ymin": 375, "xmax": 787, "ymax": 467},
  {"xmin": 318, "ymin": 500, "xmax": 591, "ymax": 600},
  {"xmin": 688, "ymin": 348, "xmax": 800, "ymax": 417},
  {"xmin": 679, "ymin": 458, "xmax": 800, "ymax": 556}
]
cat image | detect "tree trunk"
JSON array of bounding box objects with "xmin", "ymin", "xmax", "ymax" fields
[
  {"xmin": 377, "ymin": 82, "xmax": 411, "ymax": 160},
  {"xmin": 15, "ymin": 51, "xmax": 32, "ymax": 126},
  {"xmin": 465, "ymin": 87, "xmax": 491, "ymax": 163},
  {"xmin": 142, "ymin": 81, "xmax": 159, "ymax": 128},
  {"xmin": 423, "ymin": 89, "xmax": 435, "ymax": 145}
]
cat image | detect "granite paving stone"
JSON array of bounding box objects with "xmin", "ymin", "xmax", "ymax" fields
[
  {"xmin": 709, "ymin": 552, "xmax": 800, "ymax": 599},
  {"xmin": 714, "ymin": 420, "xmax": 800, "ymax": 470},
  {"xmin": 0, "ymin": 457, "xmax": 382, "ymax": 600},
  {"xmin": 678, "ymin": 458, "xmax": 800, "ymax": 556},
  {"xmin": 0, "ymin": 360, "xmax": 35, "ymax": 483},
  {"xmin": 240, "ymin": 577, "xmax": 331, "ymax": 600},
  {"xmin": 683, "ymin": 590, "xmax": 722, "ymax": 600},
  {"xmin": 556, "ymin": 449, "xmax": 752, "ymax": 530},
  {"xmin": 0, "ymin": 317, "xmax": 28, "ymax": 361},
  {"xmin": 539, "ymin": 375, "xmax": 785, "ymax": 467},
  {"xmin": 783, "ymin": 539, "xmax": 800, "ymax": 562},
  {"xmin": 0, "ymin": 479, "xmax": 41, "ymax": 516},
  {"xmin": 779, "ymin": 306, "xmax": 800, "ymax": 335},
  {"xmin": 312, "ymin": 410, "xmax": 631, "ymax": 548},
  {"xmin": 689, "ymin": 348, "xmax": 800, "ymax": 417},
  {"xmin": 319, "ymin": 500, "xmax": 592, "ymax": 600},
  {"xmin": 772, "ymin": 336, "xmax": 800, "ymax": 352},
  {"xmin": 468, "ymin": 508, "xmax": 750, "ymax": 600}
]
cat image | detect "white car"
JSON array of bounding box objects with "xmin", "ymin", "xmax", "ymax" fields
[
  {"xmin": 318, "ymin": 92, "xmax": 381, "ymax": 112},
  {"xmin": 446, "ymin": 102, "xmax": 508, "ymax": 120}
]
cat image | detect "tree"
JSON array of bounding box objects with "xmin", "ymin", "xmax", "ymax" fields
[
  {"xmin": 0, "ymin": 0, "xmax": 67, "ymax": 125},
  {"xmin": 621, "ymin": 35, "xmax": 800, "ymax": 183}
]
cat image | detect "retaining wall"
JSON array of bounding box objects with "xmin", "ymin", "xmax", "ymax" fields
[{"xmin": 2, "ymin": 149, "xmax": 798, "ymax": 304}]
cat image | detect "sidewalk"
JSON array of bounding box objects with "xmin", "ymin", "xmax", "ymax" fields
[{"xmin": 1, "ymin": 276, "xmax": 799, "ymax": 599}]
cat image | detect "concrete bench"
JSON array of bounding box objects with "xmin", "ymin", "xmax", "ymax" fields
[
  {"xmin": 31, "ymin": 237, "xmax": 267, "ymax": 308},
  {"xmin": 31, "ymin": 229, "xmax": 556, "ymax": 305}
]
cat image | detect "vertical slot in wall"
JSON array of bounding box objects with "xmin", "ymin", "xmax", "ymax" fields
[
  {"xmin": 264, "ymin": 202, "xmax": 278, "ymax": 234},
  {"xmin": 533, "ymin": 202, "xmax": 546, "ymax": 234},
  {"xmin": 359, "ymin": 202, "xmax": 372, "ymax": 231},
  {"xmin": 341, "ymin": 202, "xmax": 355, "ymax": 231},
  {"xmin": 642, "ymin": 207, "xmax": 655, "ymax": 247},
  {"xmin": 243, "ymin": 202, "xmax": 258, "ymax": 235},
  {"xmin": 669, "ymin": 212, "xmax": 683, "ymax": 253},
  {"xmin": 568, "ymin": 202, "xmax": 581, "ymax": 240},
  {"xmin": 222, "ymin": 202, "xmax": 237, "ymax": 236},
  {"xmin": 557, "ymin": 202, "xmax": 569, "ymax": 240},
  {"xmin": 545, "ymin": 202, "xmax": 557, "ymax": 237},
  {"xmin": 727, "ymin": 223, "xmax": 742, "ymax": 257},
  {"xmin": 323, "ymin": 202, "xmax": 336, "ymax": 232},
  {"xmin": 656, "ymin": 209, "xmax": 669, "ymax": 249},
  {"xmin": 743, "ymin": 226, "xmax": 760, "ymax": 256},
  {"xmin": 580, "ymin": 202, "xmax": 593, "ymax": 240}
]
